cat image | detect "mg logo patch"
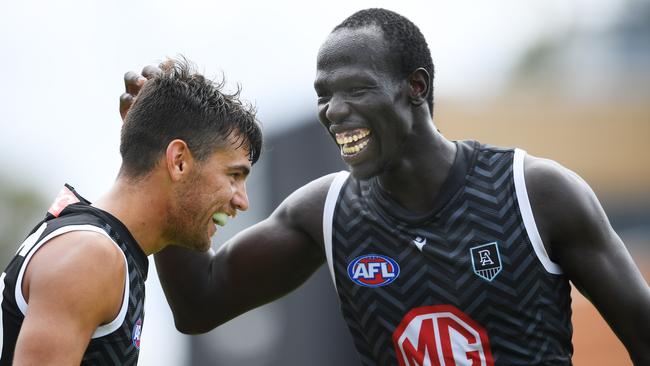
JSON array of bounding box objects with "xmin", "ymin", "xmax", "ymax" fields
[
  {"xmin": 470, "ymin": 242, "xmax": 502, "ymax": 281},
  {"xmin": 393, "ymin": 305, "xmax": 494, "ymax": 366},
  {"xmin": 347, "ymin": 254, "xmax": 400, "ymax": 288}
]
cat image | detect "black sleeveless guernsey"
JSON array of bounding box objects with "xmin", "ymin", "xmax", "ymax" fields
[
  {"xmin": 323, "ymin": 141, "xmax": 572, "ymax": 365},
  {"xmin": 0, "ymin": 185, "xmax": 148, "ymax": 365}
]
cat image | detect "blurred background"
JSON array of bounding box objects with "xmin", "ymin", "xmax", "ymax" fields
[{"xmin": 1, "ymin": 0, "xmax": 648, "ymax": 365}]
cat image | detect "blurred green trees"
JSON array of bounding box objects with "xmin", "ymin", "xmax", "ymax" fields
[{"xmin": 0, "ymin": 179, "xmax": 45, "ymax": 267}]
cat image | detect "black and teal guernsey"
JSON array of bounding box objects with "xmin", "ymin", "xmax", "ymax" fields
[
  {"xmin": 0, "ymin": 185, "xmax": 148, "ymax": 365},
  {"xmin": 323, "ymin": 141, "xmax": 573, "ymax": 366}
]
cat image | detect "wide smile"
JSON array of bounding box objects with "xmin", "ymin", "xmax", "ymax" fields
[{"xmin": 335, "ymin": 128, "xmax": 372, "ymax": 156}]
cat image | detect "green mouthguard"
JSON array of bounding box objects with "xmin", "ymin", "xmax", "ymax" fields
[{"xmin": 212, "ymin": 212, "xmax": 229, "ymax": 226}]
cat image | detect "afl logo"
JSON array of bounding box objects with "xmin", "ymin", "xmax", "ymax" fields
[
  {"xmin": 347, "ymin": 254, "xmax": 400, "ymax": 288},
  {"xmin": 132, "ymin": 318, "xmax": 142, "ymax": 349}
]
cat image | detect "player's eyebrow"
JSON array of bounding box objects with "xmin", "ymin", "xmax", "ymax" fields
[{"xmin": 228, "ymin": 164, "xmax": 250, "ymax": 177}]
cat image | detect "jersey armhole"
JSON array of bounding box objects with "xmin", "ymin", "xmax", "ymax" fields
[
  {"xmin": 513, "ymin": 149, "xmax": 563, "ymax": 274},
  {"xmin": 323, "ymin": 171, "xmax": 350, "ymax": 291},
  {"xmin": 14, "ymin": 225, "xmax": 130, "ymax": 338}
]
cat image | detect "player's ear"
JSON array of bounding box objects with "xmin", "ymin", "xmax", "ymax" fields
[
  {"xmin": 165, "ymin": 139, "xmax": 195, "ymax": 181},
  {"xmin": 408, "ymin": 68, "xmax": 429, "ymax": 107}
]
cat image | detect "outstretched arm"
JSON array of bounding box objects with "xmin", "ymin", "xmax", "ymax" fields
[
  {"xmin": 154, "ymin": 174, "xmax": 334, "ymax": 333},
  {"xmin": 525, "ymin": 155, "xmax": 650, "ymax": 365}
]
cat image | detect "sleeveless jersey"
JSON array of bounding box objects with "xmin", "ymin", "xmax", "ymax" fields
[
  {"xmin": 323, "ymin": 141, "xmax": 573, "ymax": 365},
  {"xmin": 0, "ymin": 185, "xmax": 148, "ymax": 365}
]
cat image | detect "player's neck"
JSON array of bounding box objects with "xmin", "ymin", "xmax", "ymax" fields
[
  {"xmin": 377, "ymin": 127, "xmax": 456, "ymax": 214},
  {"xmin": 93, "ymin": 174, "xmax": 170, "ymax": 256}
]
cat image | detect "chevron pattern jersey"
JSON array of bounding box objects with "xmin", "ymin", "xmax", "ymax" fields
[
  {"xmin": 0, "ymin": 185, "xmax": 148, "ymax": 365},
  {"xmin": 323, "ymin": 141, "xmax": 573, "ymax": 365}
]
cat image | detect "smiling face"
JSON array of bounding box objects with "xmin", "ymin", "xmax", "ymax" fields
[
  {"xmin": 315, "ymin": 25, "xmax": 414, "ymax": 179},
  {"xmin": 166, "ymin": 140, "xmax": 251, "ymax": 252}
]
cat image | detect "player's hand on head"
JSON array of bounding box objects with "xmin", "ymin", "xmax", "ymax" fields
[
  {"xmin": 141, "ymin": 64, "xmax": 162, "ymax": 79},
  {"xmin": 119, "ymin": 65, "xmax": 162, "ymax": 122},
  {"xmin": 119, "ymin": 71, "xmax": 145, "ymax": 122}
]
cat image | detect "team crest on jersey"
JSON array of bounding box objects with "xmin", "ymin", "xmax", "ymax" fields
[
  {"xmin": 470, "ymin": 242, "xmax": 502, "ymax": 281},
  {"xmin": 132, "ymin": 318, "xmax": 142, "ymax": 349},
  {"xmin": 347, "ymin": 254, "xmax": 400, "ymax": 288}
]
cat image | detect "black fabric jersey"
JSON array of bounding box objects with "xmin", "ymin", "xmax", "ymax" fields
[
  {"xmin": 0, "ymin": 185, "xmax": 148, "ymax": 365},
  {"xmin": 323, "ymin": 141, "xmax": 573, "ymax": 365}
]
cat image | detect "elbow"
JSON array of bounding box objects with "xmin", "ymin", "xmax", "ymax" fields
[
  {"xmin": 174, "ymin": 320, "xmax": 202, "ymax": 335},
  {"xmin": 173, "ymin": 313, "xmax": 223, "ymax": 335}
]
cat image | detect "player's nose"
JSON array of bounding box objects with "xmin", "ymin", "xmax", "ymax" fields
[
  {"xmin": 324, "ymin": 94, "xmax": 351, "ymax": 125},
  {"xmin": 232, "ymin": 182, "xmax": 249, "ymax": 212}
]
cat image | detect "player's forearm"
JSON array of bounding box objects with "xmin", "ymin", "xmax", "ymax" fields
[
  {"xmin": 154, "ymin": 245, "xmax": 225, "ymax": 333},
  {"xmin": 623, "ymin": 300, "xmax": 650, "ymax": 365},
  {"xmin": 168, "ymin": 229, "xmax": 326, "ymax": 333},
  {"xmin": 154, "ymin": 243, "xmax": 284, "ymax": 334}
]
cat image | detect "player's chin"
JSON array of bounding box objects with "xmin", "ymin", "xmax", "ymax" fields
[
  {"xmin": 200, "ymin": 239, "xmax": 213, "ymax": 252},
  {"xmin": 184, "ymin": 240, "xmax": 212, "ymax": 252},
  {"xmin": 349, "ymin": 163, "xmax": 380, "ymax": 180},
  {"xmin": 184, "ymin": 232, "xmax": 213, "ymax": 252},
  {"xmin": 196, "ymin": 235, "xmax": 213, "ymax": 252}
]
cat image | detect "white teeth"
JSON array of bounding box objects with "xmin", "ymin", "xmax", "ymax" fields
[
  {"xmin": 341, "ymin": 140, "xmax": 369, "ymax": 155},
  {"xmin": 335, "ymin": 129, "xmax": 370, "ymax": 145}
]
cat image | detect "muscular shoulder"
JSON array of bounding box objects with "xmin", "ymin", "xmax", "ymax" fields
[
  {"xmin": 272, "ymin": 172, "xmax": 343, "ymax": 245},
  {"xmin": 28, "ymin": 230, "xmax": 124, "ymax": 279},
  {"xmin": 523, "ymin": 154, "xmax": 609, "ymax": 258},
  {"xmin": 280, "ymin": 173, "xmax": 341, "ymax": 215},
  {"xmin": 25, "ymin": 230, "xmax": 126, "ymax": 322}
]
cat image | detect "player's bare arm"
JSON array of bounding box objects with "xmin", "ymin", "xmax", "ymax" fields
[
  {"xmin": 525, "ymin": 155, "xmax": 650, "ymax": 364},
  {"xmin": 155, "ymin": 174, "xmax": 333, "ymax": 333},
  {"xmin": 13, "ymin": 231, "xmax": 126, "ymax": 365}
]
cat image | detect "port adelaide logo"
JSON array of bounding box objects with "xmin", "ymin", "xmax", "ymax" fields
[
  {"xmin": 348, "ymin": 254, "xmax": 400, "ymax": 288},
  {"xmin": 470, "ymin": 242, "xmax": 502, "ymax": 281}
]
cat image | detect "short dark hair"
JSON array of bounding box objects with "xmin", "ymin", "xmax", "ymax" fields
[
  {"xmin": 120, "ymin": 57, "xmax": 262, "ymax": 178},
  {"xmin": 334, "ymin": 8, "xmax": 435, "ymax": 113}
]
